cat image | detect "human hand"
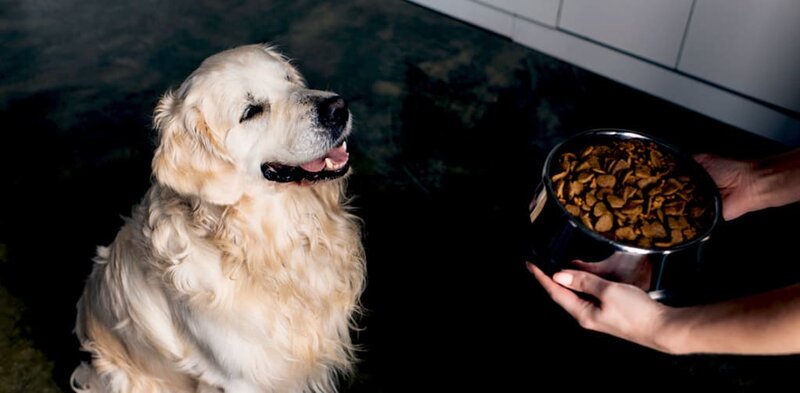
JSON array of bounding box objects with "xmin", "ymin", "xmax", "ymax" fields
[
  {"xmin": 693, "ymin": 153, "xmax": 758, "ymax": 220},
  {"xmin": 569, "ymin": 258, "xmax": 652, "ymax": 291},
  {"xmin": 528, "ymin": 262, "xmax": 676, "ymax": 353}
]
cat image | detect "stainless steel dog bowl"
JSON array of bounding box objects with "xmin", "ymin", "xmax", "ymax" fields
[{"xmin": 528, "ymin": 129, "xmax": 721, "ymax": 301}]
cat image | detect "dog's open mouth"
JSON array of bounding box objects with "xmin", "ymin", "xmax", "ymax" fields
[{"xmin": 261, "ymin": 140, "xmax": 350, "ymax": 183}]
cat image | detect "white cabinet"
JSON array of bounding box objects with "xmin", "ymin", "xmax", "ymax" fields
[
  {"xmin": 558, "ymin": 0, "xmax": 693, "ymax": 67},
  {"xmin": 477, "ymin": 0, "xmax": 561, "ymax": 27},
  {"xmin": 408, "ymin": 0, "xmax": 800, "ymax": 145},
  {"xmin": 407, "ymin": 0, "xmax": 472, "ymax": 21},
  {"xmin": 678, "ymin": 0, "xmax": 800, "ymax": 113},
  {"xmin": 463, "ymin": 1, "xmax": 515, "ymax": 37},
  {"xmin": 408, "ymin": 0, "xmax": 514, "ymax": 37}
]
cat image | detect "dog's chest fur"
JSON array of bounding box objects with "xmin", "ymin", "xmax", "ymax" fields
[{"xmin": 139, "ymin": 183, "xmax": 363, "ymax": 390}]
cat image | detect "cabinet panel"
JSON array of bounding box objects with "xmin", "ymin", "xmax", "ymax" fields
[
  {"xmin": 408, "ymin": 0, "xmax": 472, "ymax": 21},
  {"xmin": 559, "ymin": 0, "xmax": 693, "ymax": 67},
  {"xmin": 478, "ymin": 0, "xmax": 561, "ymax": 26},
  {"xmin": 464, "ymin": 1, "xmax": 515, "ymax": 37},
  {"xmin": 678, "ymin": 0, "xmax": 800, "ymax": 113},
  {"xmin": 409, "ymin": 0, "xmax": 513, "ymax": 37}
]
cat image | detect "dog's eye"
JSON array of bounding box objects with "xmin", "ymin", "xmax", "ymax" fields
[{"xmin": 240, "ymin": 104, "xmax": 263, "ymax": 123}]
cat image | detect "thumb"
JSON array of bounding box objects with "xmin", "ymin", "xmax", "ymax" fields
[
  {"xmin": 553, "ymin": 269, "xmax": 614, "ymax": 299},
  {"xmin": 692, "ymin": 153, "xmax": 712, "ymax": 164},
  {"xmin": 692, "ymin": 153, "xmax": 718, "ymax": 170},
  {"xmin": 692, "ymin": 153, "xmax": 720, "ymax": 179}
]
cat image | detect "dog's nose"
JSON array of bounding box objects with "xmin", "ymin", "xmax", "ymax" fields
[{"xmin": 317, "ymin": 96, "xmax": 349, "ymax": 132}]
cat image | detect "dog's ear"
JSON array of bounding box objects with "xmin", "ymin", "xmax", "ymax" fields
[{"xmin": 152, "ymin": 91, "xmax": 245, "ymax": 205}]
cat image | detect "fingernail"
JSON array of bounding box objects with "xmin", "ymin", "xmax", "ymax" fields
[{"xmin": 553, "ymin": 272, "xmax": 573, "ymax": 286}]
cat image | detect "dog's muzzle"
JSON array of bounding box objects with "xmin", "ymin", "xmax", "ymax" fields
[
  {"xmin": 260, "ymin": 140, "xmax": 350, "ymax": 183},
  {"xmin": 261, "ymin": 95, "xmax": 352, "ymax": 184}
]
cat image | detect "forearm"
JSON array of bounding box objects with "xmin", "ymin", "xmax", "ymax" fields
[
  {"xmin": 751, "ymin": 148, "xmax": 800, "ymax": 211},
  {"xmin": 661, "ymin": 284, "xmax": 800, "ymax": 355}
]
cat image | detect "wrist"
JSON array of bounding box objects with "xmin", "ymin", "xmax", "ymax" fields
[
  {"xmin": 651, "ymin": 306, "xmax": 695, "ymax": 355},
  {"xmin": 746, "ymin": 160, "xmax": 771, "ymax": 212},
  {"xmin": 750, "ymin": 159, "xmax": 799, "ymax": 211},
  {"xmin": 749, "ymin": 148, "xmax": 800, "ymax": 211}
]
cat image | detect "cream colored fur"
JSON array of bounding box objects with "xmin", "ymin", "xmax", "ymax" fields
[{"xmin": 72, "ymin": 45, "xmax": 365, "ymax": 393}]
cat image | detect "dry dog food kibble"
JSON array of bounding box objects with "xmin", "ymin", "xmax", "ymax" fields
[{"xmin": 551, "ymin": 139, "xmax": 710, "ymax": 248}]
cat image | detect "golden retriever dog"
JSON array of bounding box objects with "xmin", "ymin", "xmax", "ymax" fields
[{"xmin": 71, "ymin": 44, "xmax": 365, "ymax": 393}]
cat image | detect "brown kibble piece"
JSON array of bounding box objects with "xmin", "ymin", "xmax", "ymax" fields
[
  {"xmin": 585, "ymin": 192, "xmax": 597, "ymax": 208},
  {"xmin": 622, "ymin": 170, "xmax": 636, "ymax": 185},
  {"xmin": 662, "ymin": 179, "xmax": 682, "ymax": 196},
  {"xmin": 593, "ymin": 201, "xmax": 609, "ymax": 217},
  {"xmin": 596, "ymin": 174, "xmax": 616, "ymax": 189},
  {"xmin": 651, "ymin": 195, "xmax": 665, "ymax": 210},
  {"xmin": 621, "ymin": 202, "xmax": 643, "ymax": 217},
  {"xmin": 565, "ymin": 204, "xmax": 581, "ymax": 216},
  {"xmin": 690, "ymin": 206, "xmax": 705, "ymax": 219},
  {"xmin": 588, "ymin": 156, "xmax": 602, "ymax": 170},
  {"xmin": 667, "ymin": 216, "xmax": 689, "ymax": 230},
  {"xmin": 595, "ymin": 213, "xmax": 614, "ymax": 232},
  {"xmin": 611, "ymin": 159, "xmax": 630, "ymax": 174},
  {"xmin": 663, "ymin": 201, "xmax": 686, "ymax": 216},
  {"xmin": 650, "ymin": 149, "xmax": 662, "ymax": 167},
  {"xmin": 551, "ymin": 171, "xmax": 568, "ymax": 182},
  {"xmin": 577, "ymin": 171, "xmax": 594, "ymax": 183},
  {"xmin": 636, "ymin": 176, "xmax": 658, "ymax": 189},
  {"xmin": 641, "ymin": 221, "xmax": 667, "ymax": 238},
  {"xmin": 580, "ymin": 214, "xmax": 594, "ymax": 231},
  {"xmin": 607, "ymin": 195, "xmax": 626, "ymax": 208},
  {"xmin": 569, "ymin": 181, "xmax": 584, "ymax": 198},
  {"xmin": 671, "ymin": 229, "xmax": 684, "ymax": 244},
  {"xmin": 596, "ymin": 188, "xmax": 613, "ymax": 200},
  {"xmin": 635, "ymin": 167, "xmax": 652, "ymax": 178},
  {"xmin": 648, "ymin": 181, "xmax": 664, "ymax": 196},
  {"xmin": 615, "ymin": 227, "xmax": 637, "ymax": 241}
]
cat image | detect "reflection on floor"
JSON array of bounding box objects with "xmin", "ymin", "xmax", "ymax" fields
[{"xmin": 1, "ymin": 0, "xmax": 798, "ymax": 391}]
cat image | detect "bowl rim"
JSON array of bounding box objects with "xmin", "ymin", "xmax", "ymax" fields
[{"xmin": 541, "ymin": 128, "xmax": 722, "ymax": 255}]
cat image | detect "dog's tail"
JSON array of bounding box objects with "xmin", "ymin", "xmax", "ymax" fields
[{"xmin": 71, "ymin": 362, "xmax": 103, "ymax": 393}]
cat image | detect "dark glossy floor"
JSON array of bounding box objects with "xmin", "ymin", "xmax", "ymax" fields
[{"xmin": 2, "ymin": 0, "xmax": 799, "ymax": 391}]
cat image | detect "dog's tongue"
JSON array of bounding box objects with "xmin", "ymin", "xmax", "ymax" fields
[
  {"xmin": 299, "ymin": 159, "xmax": 327, "ymax": 172},
  {"xmin": 299, "ymin": 145, "xmax": 349, "ymax": 172}
]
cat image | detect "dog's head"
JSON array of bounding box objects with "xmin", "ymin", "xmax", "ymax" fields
[{"xmin": 152, "ymin": 44, "xmax": 352, "ymax": 205}]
